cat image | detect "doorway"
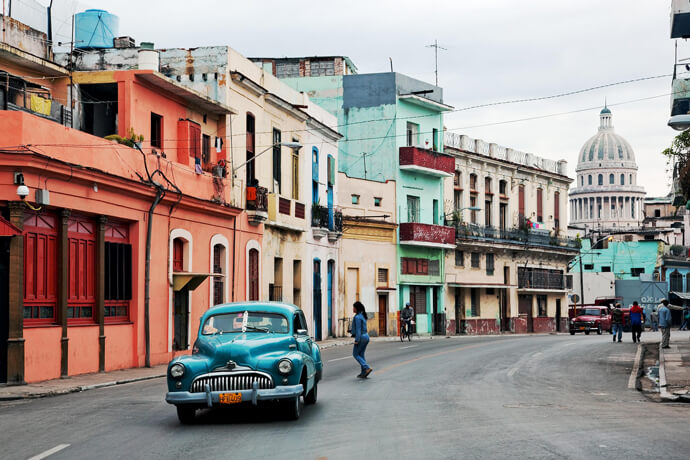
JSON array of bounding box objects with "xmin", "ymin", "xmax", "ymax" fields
[
  {"xmin": 173, "ymin": 287, "xmax": 189, "ymax": 350},
  {"xmin": 0, "ymin": 238, "xmax": 9, "ymax": 383},
  {"xmin": 518, "ymin": 294, "xmax": 533, "ymax": 333},
  {"xmin": 327, "ymin": 260, "xmax": 334, "ymax": 337},
  {"xmin": 313, "ymin": 259, "xmax": 322, "ymax": 341},
  {"xmin": 432, "ymin": 288, "xmax": 444, "ymax": 335},
  {"xmin": 454, "ymin": 287, "xmax": 463, "ymax": 334},
  {"xmin": 378, "ymin": 294, "xmax": 387, "ymax": 336},
  {"xmin": 501, "ymin": 266, "xmax": 510, "ymax": 332},
  {"xmin": 555, "ymin": 298, "xmax": 562, "ymax": 332}
]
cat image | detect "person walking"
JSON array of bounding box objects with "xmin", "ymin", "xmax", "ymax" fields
[
  {"xmin": 680, "ymin": 306, "xmax": 690, "ymax": 331},
  {"xmin": 629, "ymin": 301, "xmax": 644, "ymax": 343},
  {"xmin": 611, "ymin": 303, "xmax": 623, "ymax": 343},
  {"xmin": 650, "ymin": 308, "xmax": 659, "ymax": 332},
  {"xmin": 351, "ymin": 301, "xmax": 372, "ymax": 378},
  {"xmin": 658, "ymin": 299, "xmax": 672, "ymax": 349}
]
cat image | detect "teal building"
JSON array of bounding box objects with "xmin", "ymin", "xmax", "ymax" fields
[{"xmin": 571, "ymin": 239, "xmax": 662, "ymax": 280}]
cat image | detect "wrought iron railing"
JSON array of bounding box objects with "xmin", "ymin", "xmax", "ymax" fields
[
  {"xmin": 448, "ymin": 221, "xmax": 579, "ymax": 250},
  {"xmin": 517, "ymin": 268, "xmax": 568, "ymax": 290},
  {"xmin": 268, "ymin": 285, "xmax": 283, "ymax": 302},
  {"xmin": 311, "ymin": 204, "xmax": 342, "ymax": 232},
  {"xmin": 246, "ymin": 186, "xmax": 268, "ymax": 212}
]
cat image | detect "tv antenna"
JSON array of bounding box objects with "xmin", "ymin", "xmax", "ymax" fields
[{"xmin": 426, "ymin": 39, "xmax": 447, "ymax": 86}]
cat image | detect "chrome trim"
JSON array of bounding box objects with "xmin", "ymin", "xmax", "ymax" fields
[{"xmin": 190, "ymin": 371, "xmax": 274, "ymax": 393}]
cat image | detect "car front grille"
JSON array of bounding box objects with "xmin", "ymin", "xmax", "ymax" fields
[{"xmin": 190, "ymin": 372, "xmax": 274, "ymax": 392}]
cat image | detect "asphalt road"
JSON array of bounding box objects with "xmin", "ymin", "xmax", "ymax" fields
[{"xmin": 2, "ymin": 334, "xmax": 690, "ymax": 460}]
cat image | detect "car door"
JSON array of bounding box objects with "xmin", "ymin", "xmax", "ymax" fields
[{"xmin": 294, "ymin": 312, "xmax": 315, "ymax": 373}]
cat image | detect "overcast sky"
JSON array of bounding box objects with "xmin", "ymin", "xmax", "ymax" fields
[{"xmin": 39, "ymin": 0, "xmax": 682, "ymax": 196}]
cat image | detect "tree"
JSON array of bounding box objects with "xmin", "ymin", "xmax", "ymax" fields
[{"xmin": 662, "ymin": 130, "xmax": 690, "ymax": 203}]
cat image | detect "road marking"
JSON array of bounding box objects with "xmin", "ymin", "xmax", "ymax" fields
[
  {"xmin": 400, "ymin": 345, "xmax": 417, "ymax": 349},
  {"xmin": 28, "ymin": 444, "xmax": 70, "ymax": 460},
  {"xmin": 327, "ymin": 356, "xmax": 351, "ymax": 362},
  {"xmin": 628, "ymin": 343, "xmax": 643, "ymax": 389},
  {"xmin": 531, "ymin": 352, "xmax": 543, "ymax": 358},
  {"xmin": 507, "ymin": 367, "xmax": 519, "ymax": 377}
]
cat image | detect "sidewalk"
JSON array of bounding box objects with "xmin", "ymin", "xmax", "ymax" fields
[
  {"xmin": 0, "ymin": 335, "xmax": 438, "ymax": 401},
  {"xmin": 657, "ymin": 331, "xmax": 690, "ymax": 402}
]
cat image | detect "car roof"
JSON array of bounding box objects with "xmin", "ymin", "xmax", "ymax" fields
[{"xmin": 202, "ymin": 301, "xmax": 301, "ymax": 318}]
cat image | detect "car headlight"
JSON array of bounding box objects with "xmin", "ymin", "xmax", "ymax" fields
[
  {"xmin": 170, "ymin": 363, "xmax": 185, "ymax": 379},
  {"xmin": 278, "ymin": 359, "xmax": 293, "ymax": 375}
]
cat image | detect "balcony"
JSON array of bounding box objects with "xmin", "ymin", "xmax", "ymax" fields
[
  {"xmin": 669, "ymin": 67, "xmax": 690, "ymax": 130},
  {"xmin": 451, "ymin": 222, "xmax": 580, "ymax": 251},
  {"xmin": 246, "ymin": 186, "xmax": 268, "ymax": 225},
  {"xmin": 1, "ymin": 71, "xmax": 72, "ymax": 127},
  {"xmin": 266, "ymin": 193, "xmax": 306, "ymax": 232},
  {"xmin": 399, "ymin": 222, "xmax": 455, "ymax": 248},
  {"xmin": 399, "ymin": 146, "xmax": 454, "ymax": 177},
  {"xmin": 311, "ymin": 203, "xmax": 343, "ymax": 241},
  {"xmin": 518, "ymin": 268, "xmax": 571, "ymax": 291}
]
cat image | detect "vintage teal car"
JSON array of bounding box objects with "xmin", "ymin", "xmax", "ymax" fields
[{"xmin": 165, "ymin": 302, "xmax": 322, "ymax": 423}]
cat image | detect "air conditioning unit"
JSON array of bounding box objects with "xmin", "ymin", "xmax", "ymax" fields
[{"xmin": 35, "ymin": 189, "xmax": 50, "ymax": 205}]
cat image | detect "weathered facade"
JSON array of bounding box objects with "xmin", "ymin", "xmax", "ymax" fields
[{"xmin": 443, "ymin": 133, "xmax": 578, "ymax": 334}]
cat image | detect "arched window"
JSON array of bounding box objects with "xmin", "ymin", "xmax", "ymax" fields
[
  {"xmin": 620, "ymin": 174, "xmax": 625, "ymax": 185},
  {"xmin": 609, "ymin": 174, "xmax": 614, "ymax": 184},
  {"xmin": 248, "ymin": 248, "xmax": 259, "ymax": 301},
  {"xmin": 588, "ymin": 175, "xmax": 592, "ymax": 185},
  {"xmin": 630, "ymin": 174, "xmax": 633, "ymax": 185},
  {"xmin": 213, "ymin": 243, "xmax": 225, "ymax": 306},
  {"xmin": 670, "ymin": 270, "xmax": 683, "ymax": 292},
  {"xmin": 598, "ymin": 174, "xmax": 603, "ymax": 186}
]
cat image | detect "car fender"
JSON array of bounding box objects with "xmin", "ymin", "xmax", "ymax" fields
[{"xmin": 166, "ymin": 355, "xmax": 210, "ymax": 392}]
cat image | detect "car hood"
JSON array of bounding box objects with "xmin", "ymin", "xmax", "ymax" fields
[
  {"xmin": 573, "ymin": 315, "xmax": 600, "ymax": 321},
  {"xmin": 205, "ymin": 333, "xmax": 295, "ymax": 370}
]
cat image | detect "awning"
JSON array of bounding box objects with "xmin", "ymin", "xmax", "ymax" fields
[
  {"xmin": 172, "ymin": 272, "xmax": 222, "ymax": 291},
  {"xmin": 670, "ymin": 291, "xmax": 690, "ymax": 301},
  {"xmin": 448, "ymin": 283, "xmax": 515, "ymax": 289},
  {"xmin": 0, "ymin": 216, "xmax": 21, "ymax": 236}
]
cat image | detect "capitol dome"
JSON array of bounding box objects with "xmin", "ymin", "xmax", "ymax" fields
[{"xmin": 568, "ymin": 107, "xmax": 646, "ymax": 231}]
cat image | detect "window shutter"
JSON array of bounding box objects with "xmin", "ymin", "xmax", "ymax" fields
[{"xmin": 327, "ymin": 155, "xmax": 335, "ymax": 186}]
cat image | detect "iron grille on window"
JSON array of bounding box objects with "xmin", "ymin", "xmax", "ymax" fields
[
  {"xmin": 378, "ymin": 268, "xmax": 388, "ymax": 284},
  {"xmin": 517, "ymin": 267, "xmax": 565, "ymax": 290},
  {"xmin": 428, "ymin": 260, "xmax": 440, "ymax": 277},
  {"xmin": 268, "ymin": 284, "xmax": 283, "ymax": 302}
]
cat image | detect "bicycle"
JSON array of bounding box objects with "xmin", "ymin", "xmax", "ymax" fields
[{"xmin": 400, "ymin": 320, "xmax": 413, "ymax": 342}]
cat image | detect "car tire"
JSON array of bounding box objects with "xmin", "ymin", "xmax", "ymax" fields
[
  {"xmin": 305, "ymin": 381, "xmax": 318, "ymax": 405},
  {"xmin": 570, "ymin": 330, "xmax": 575, "ymax": 335},
  {"xmin": 285, "ymin": 395, "xmax": 303, "ymax": 420},
  {"xmin": 597, "ymin": 325, "xmax": 602, "ymax": 335},
  {"xmin": 176, "ymin": 405, "xmax": 196, "ymax": 425},
  {"xmin": 584, "ymin": 330, "xmax": 590, "ymax": 335}
]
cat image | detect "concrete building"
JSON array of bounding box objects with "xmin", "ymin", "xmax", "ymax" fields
[
  {"xmin": 443, "ymin": 133, "xmax": 578, "ymax": 334},
  {"xmin": 569, "ymin": 107, "xmax": 646, "ymax": 232}
]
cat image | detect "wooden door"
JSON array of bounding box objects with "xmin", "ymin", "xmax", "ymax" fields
[
  {"xmin": 248, "ymin": 248, "xmax": 259, "ymax": 301},
  {"xmin": 378, "ymin": 295, "xmax": 387, "ymax": 336},
  {"xmin": 173, "ymin": 287, "xmax": 189, "ymax": 350},
  {"xmin": 519, "ymin": 294, "xmax": 533, "ymax": 333}
]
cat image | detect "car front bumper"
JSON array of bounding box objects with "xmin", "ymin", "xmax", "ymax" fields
[
  {"xmin": 570, "ymin": 324, "xmax": 597, "ymax": 332},
  {"xmin": 166, "ymin": 383, "xmax": 303, "ymax": 407}
]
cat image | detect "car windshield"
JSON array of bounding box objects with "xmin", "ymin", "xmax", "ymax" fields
[
  {"xmin": 202, "ymin": 312, "xmax": 289, "ymax": 335},
  {"xmin": 578, "ymin": 308, "xmax": 603, "ymax": 316}
]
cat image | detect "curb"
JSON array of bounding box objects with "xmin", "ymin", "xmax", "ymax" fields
[{"xmin": 658, "ymin": 344, "xmax": 680, "ymax": 402}]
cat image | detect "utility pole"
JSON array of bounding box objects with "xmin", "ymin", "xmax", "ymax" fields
[
  {"xmin": 362, "ymin": 152, "xmax": 367, "ymax": 180},
  {"xmin": 426, "ymin": 39, "xmax": 446, "ymax": 86}
]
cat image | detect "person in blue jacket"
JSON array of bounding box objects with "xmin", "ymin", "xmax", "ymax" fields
[{"xmin": 352, "ymin": 301, "xmax": 372, "ymax": 378}]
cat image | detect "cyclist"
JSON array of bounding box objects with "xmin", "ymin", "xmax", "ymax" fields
[{"xmin": 401, "ymin": 302, "xmax": 414, "ymax": 337}]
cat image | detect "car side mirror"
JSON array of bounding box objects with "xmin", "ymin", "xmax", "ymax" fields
[{"xmin": 296, "ymin": 329, "xmax": 308, "ymax": 336}]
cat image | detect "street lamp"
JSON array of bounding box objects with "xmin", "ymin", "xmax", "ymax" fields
[{"xmin": 232, "ymin": 141, "xmax": 303, "ymax": 176}]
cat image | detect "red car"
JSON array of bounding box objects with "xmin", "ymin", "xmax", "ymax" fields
[{"xmin": 569, "ymin": 306, "xmax": 612, "ymax": 335}]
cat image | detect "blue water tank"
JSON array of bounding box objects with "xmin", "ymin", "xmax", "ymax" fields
[{"xmin": 74, "ymin": 9, "xmax": 119, "ymax": 49}]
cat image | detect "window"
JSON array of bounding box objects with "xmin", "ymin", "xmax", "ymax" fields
[
  {"xmin": 485, "ymin": 177, "xmax": 492, "ymax": 194},
  {"xmin": 151, "ymin": 113, "xmax": 162, "ymax": 148},
  {"xmin": 23, "ymin": 212, "xmax": 58, "ymax": 324},
  {"xmin": 293, "ymin": 260, "xmax": 301, "ymax": 307},
  {"xmin": 486, "ymin": 253, "xmax": 494, "ymax": 276},
  {"xmin": 629, "ymin": 174, "xmax": 633, "ymax": 185},
  {"xmin": 248, "ymin": 248, "xmax": 259, "ymax": 301},
  {"xmin": 670, "ymin": 270, "xmax": 683, "ymax": 292},
  {"xmin": 428, "ymin": 260, "xmax": 440, "ymax": 277},
  {"xmin": 598, "ymin": 174, "xmax": 603, "ymax": 185},
  {"xmin": 454, "ymin": 171, "xmax": 462, "ymax": 188},
  {"xmin": 499, "ymin": 203, "xmax": 507, "ymax": 230},
  {"xmin": 620, "ymin": 174, "xmax": 625, "ymax": 185},
  {"xmin": 469, "ymin": 174, "xmax": 477, "ymax": 191},
  {"xmin": 630, "ymin": 267, "xmax": 645, "ymax": 277},
  {"xmin": 270, "ymin": 257, "xmax": 283, "ymax": 302},
  {"xmin": 411, "ymin": 286, "xmax": 427, "ymax": 315},
  {"xmin": 454, "ymin": 190, "xmax": 463, "ymax": 213},
  {"xmin": 485, "ymin": 200, "xmax": 492, "ymax": 226},
  {"xmin": 212, "ymin": 244, "xmax": 225, "ymax": 306},
  {"xmin": 499, "ymin": 180, "xmax": 507, "ymax": 195},
  {"xmin": 455, "ymin": 250, "xmax": 464, "ymax": 267},
  {"xmin": 67, "ymin": 216, "xmax": 96, "ymax": 323},
  {"xmin": 433, "ymin": 199, "xmax": 439, "ymax": 225},
  {"xmin": 202, "ymin": 134, "xmax": 211, "ymax": 168},
  {"xmin": 352, "ymin": 195, "xmax": 360, "ymax": 205},
  {"xmin": 584, "ymin": 264, "xmax": 594, "ymax": 270},
  {"xmin": 470, "ymin": 196, "xmax": 477, "ymax": 224},
  {"xmin": 654, "ymin": 209, "xmax": 661, "ymax": 218},
  {"xmin": 401, "ymin": 257, "xmax": 429, "ymax": 275},
  {"xmin": 312, "ymin": 147, "xmax": 319, "ymax": 204},
  {"xmin": 311, "ymin": 60, "xmax": 335, "ymax": 76},
  {"xmin": 601, "ymin": 266, "xmax": 611, "ymax": 272},
  {"xmin": 291, "ymin": 140, "xmax": 300, "ymax": 200},
  {"xmin": 471, "ymin": 252, "xmax": 480, "ymax": 268},
  {"xmin": 580, "ymin": 176, "xmax": 584, "ymax": 186},
  {"xmin": 173, "ymin": 238, "xmax": 184, "ymax": 272},
  {"xmin": 407, "ymin": 195, "xmax": 420, "ymax": 223},
  {"xmin": 104, "ymin": 221, "xmax": 131, "ymax": 322},
  {"xmin": 432, "ymin": 128, "xmax": 439, "ymax": 151},
  {"xmin": 554, "ymin": 191, "xmax": 560, "ymax": 231},
  {"xmin": 246, "ymin": 113, "xmax": 256, "ymax": 185},
  {"xmin": 536, "ymin": 188, "xmax": 543, "ymax": 222},
  {"xmin": 273, "ymin": 128, "xmax": 281, "ymax": 193},
  {"xmin": 537, "ymin": 295, "xmax": 547, "ymax": 317},
  {"xmin": 588, "ymin": 175, "xmax": 592, "ymax": 185},
  {"xmin": 374, "ymin": 197, "xmax": 382, "ymax": 207},
  {"xmin": 518, "ymin": 184, "xmax": 525, "ymax": 227},
  {"xmin": 609, "ymin": 173, "xmax": 614, "ymax": 184},
  {"xmin": 377, "ymin": 268, "xmax": 389, "ymax": 285},
  {"xmin": 406, "ymin": 122, "xmax": 419, "ymax": 147},
  {"xmin": 470, "ymin": 288, "xmax": 480, "ymax": 317}
]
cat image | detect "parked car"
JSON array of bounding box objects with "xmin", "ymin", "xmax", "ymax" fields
[
  {"xmin": 165, "ymin": 302, "xmax": 323, "ymax": 423},
  {"xmin": 569, "ymin": 306, "xmax": 612, "ymax": 335}
]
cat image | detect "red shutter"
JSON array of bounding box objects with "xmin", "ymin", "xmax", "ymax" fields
[
  {"xmin": 173, "ymin": 239, "xmax": 184, "ymax": 272},
  {"xmin": 554, "ymin": 192, "xmax": 560, "ymax": 230},
  {"xmin": 23, "ymin": 212, "xmax": 58, "ymax": 323},
  {"xmin": 189, "ymin": 122, "xmax": 201, "ymax": 159},
  {"xmin": 248, "ymin": 248, "xmax": 259, "ymax": 301},
  {"xmin": 537, "ymin": 188, "xmax": 543, "ymax": 221}
]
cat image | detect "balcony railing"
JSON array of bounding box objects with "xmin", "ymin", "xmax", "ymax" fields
[
  {"xmin": 518, "ymin": 270, "xmax": 570, "ymax": 290},
  {"xmin": 449, "ymin": 221, "xmax": 579, "ymax": 250},
  {"xmin": 399, "ymin": 222, "xmax": 455, "ymax": 246},
  {"xmin": 246, "ymin": 186, "xmax": 268, "ymax": 212},
  {"xmin": 311, "ymin": 204, "xmax": 343, "ymax": 232},
  {"xmin": 399, "ymin": 146, "xmax": 455, "ymax": 177},
  {"xmin": 1, "ymin": 75, "xmax": 72, "ymax": 127},
  {"xmin": 268, "ymin": 284, "xmax": 283, "ymax": 302}
]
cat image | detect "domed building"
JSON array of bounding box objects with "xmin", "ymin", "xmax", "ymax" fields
[{"xmin": 569, "ymin": 107, "xmax": 646, "ymax": 231}]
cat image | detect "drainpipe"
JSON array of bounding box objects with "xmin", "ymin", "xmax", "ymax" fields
[
  {"xmin": 145, "ymin": 183, "xmax": 164, "ymax": 368},
  {"xmin": 47, "ymin": 1, "xmax": 53, "ymax": 47}
]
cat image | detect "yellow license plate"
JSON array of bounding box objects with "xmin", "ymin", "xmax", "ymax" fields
[
  {"xmin": 579, "ymin": 327, "xmax": 585, "ymax": 330},
  {"xmin": 219, "ymin": 392, "xmax": 242, "ymax": 404}
]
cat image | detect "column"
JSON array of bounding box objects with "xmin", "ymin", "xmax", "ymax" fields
[
  {"xmin": 97, "ymin": 216, "xmax": 107, "ymax": 373},
  {"xmin": 7, "ymin": 202, "xmax": 26, "ymax": 384},
  {"xmin": 59, "ymin": 209, "xmax": 70, "ymax": 378}
]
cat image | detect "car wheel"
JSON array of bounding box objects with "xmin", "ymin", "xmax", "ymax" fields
[
  {"xmin": 570, "ymin": 330, "xmax": 575, "ymax": 335},
  {"xmin": 597, "ymin": 325, "xmax": 602, "ymax": 335},
  {"xmin": 176, "ymin": 405, "xmax": 196, "ymax": 425},
  {"xmin": 305, "ymin": 381, "xmax": 318, "ymax": 405},
  {"xmin": 285, "ymin": 395, "xmax": 303, "ymax": 420},
  {"xmin": 584, "ymin": 330, "xmax": 590, "ymax": 335}
]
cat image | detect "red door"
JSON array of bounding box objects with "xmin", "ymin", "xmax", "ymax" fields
[
  {"xmin": 248, "ymin": 248, "xmax": 259, "ymax": 301},
  {"xmin": 378, "ymin": 295, "xmax": 387, "ymax": 336}
]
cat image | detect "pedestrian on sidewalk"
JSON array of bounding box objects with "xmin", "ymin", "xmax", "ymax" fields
[
  {"xmin": 612, "ymin": 303, "xmax": 623, "ymax": 343},
  {"xmin": 351, "ymin": 301, "xmax": 372, "ymax": 379},
  {"xmin": 680, "ymin": 306, "xmax": 690, "ymax": 331},
  {"xmin": 630, "ymin": 301, "xmax": 645, "ymax": 343},
  {"xmin": 659, "ymin": 299, "xmax": 672, "ymax": 349},
  {"xmin": 650, "ymin": 308, "xmax": 659, "ymax": 332}
]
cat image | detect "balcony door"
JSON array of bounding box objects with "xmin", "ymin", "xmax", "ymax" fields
[
  {"xmin": 313, "ymin": 259, "xmax": 322, "ymax": 341},
  {"xmin": 407, "ymin": 196, "xmax": 420, "ymax": 223}
]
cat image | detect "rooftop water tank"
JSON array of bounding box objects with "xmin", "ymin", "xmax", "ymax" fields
[{"xmin": 74, "ymin": 9, "xmax": 119, "ymax": 49}]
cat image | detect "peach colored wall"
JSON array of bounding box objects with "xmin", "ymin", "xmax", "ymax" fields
[
  {"xmin": 67, "ymin": 326, "xmax": 100, "ymax": 376},
  {"xmin": 24, "ymin": 327, "xmax": 62, "ymax": 383},
  {"xmin": 105, "ymin": 324, "xmax": 136, "ymax": 371}
]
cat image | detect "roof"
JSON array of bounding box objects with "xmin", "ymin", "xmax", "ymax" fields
[
  {"xmin": 203, "ymin": 302, "xmax": 301, "ymax": 317},
  {"xmin": 600, "ymin": 106, "xmax": 611, "ymax": 114}
]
